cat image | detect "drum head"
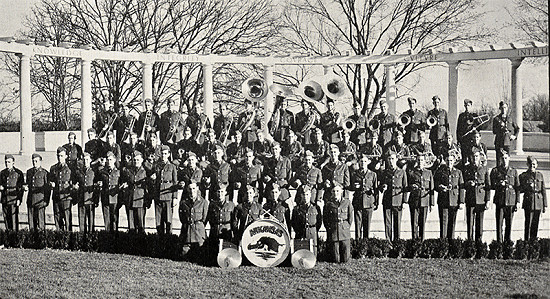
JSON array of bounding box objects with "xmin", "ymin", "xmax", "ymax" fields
[
  {"xmin": 291, "ymin": 249, "xmax": 316, "ymax": 269},
  {"xmin": 217, "ymin": 248, "xmax": 242, "ymax": 268},
  {"xmin": 241, "ymin": 219, "xmax": 291, "ymax": 267}
]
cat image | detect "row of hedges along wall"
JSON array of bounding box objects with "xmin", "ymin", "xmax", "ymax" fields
[{"xmin": 0, "ymin": 229, "xmax": 548, "ymax": 266}]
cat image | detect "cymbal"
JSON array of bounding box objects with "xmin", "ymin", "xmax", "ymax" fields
[
  {"xmin": 291, "ymin": 249, "xmax": 316, "ymax": 269},
  {"xmin": 217, "ymin": 248, "xmax": 242, "ymax": 268}
]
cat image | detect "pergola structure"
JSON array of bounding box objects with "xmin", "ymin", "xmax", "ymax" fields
[{"xmin": 0, "ymin": 39, "xmax": 547, "ymax": 155}]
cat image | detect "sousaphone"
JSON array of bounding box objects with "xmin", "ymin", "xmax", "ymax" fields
[
  {"xmin": 321, "ymin": 72, "xmax": 349, "ymax": 100},
  {"xmin": 298, "ymin": 78, "xmax": 324, "ymax": 103},
  {"xmin": 242, "ymin": 78, "xmax": 268, "ymax": 103}
]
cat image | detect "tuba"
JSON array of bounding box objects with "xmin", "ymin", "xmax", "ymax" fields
[
  {"xmin": 427, "ymin": 115, "xmax": 438, "ymax": 127},
  {"xmin": 298, "ymin": 78, "xmax": 324, "ymax": 103},
  {"xmin": 321, "ymin": 72, "xmax": 349, "ymax": 100},
  {"xmin": 397, "ymin": 113, "xmax": 411, "ymax": 127},
  {"xmin": 139, "ymin": 110, "xmax": 153, "ymax": 141},
  {"xmin": 242, "ymin": 78, "xmax": 268, "ymax": 103},
  {"xmin": 342, "ymin": 117, "xmax": 356, "ymax": 133},
  {"xmin": 368, "ymin": 118, "xmax": 380, "ymax": 132}
]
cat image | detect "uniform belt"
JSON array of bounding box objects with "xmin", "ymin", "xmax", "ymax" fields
[
  {"xmin": 161, "ymin": 180, "xmax": 172, "ymax": 183},
  {"xmin": 306, "ymin": 224, "xmax": 317, "ymax": 228}
]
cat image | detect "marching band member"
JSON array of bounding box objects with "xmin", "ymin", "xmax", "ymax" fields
[
  {"xmin": 434, "ymin": 152, "xmax": 464, "ymax": 239},
  {"xmin": 145, "ymin": 133, "xmax": 162, "ymax": 163},
  {"xmin": 401, "ymin": 97, "xmax": 426, "ymax": 145},
  {"xmin": 319, "ymin": 98, "xmax": 341, "ymax": 143},
  {"xmin": 282, "ymin": 130, "xmax": 304, "ymax": 168},
  {"xmin": 519, "ymin": 156, "xmax": 547, "ymax": 241},
  {"xmin": 490, "ymin": 150, "xmax": 520, "ymax": 243},
  {"xmin": 206, "ymin": 183, "xmax": 235, "ymax": 241},
  {"xmin": 338, "ymin": 130, "xmax": 357, "ymax": 165},
  {"xmin": 469, "ymin": 130, "xmax": 487, "ymax": 166},
  {"xmin": 226, "ymin": 131, "xmax": 246, "ymax": 165},
  {"xmin": 386, "ymin": 130, "xmax": 410, "ymax": 168},
  {"xmin": 262, "ymin": 182, "xmax": 291, "ymax": 232},
  {"xmin": 95, "ymin": 98, "xmax": 117, "ymax": 138},
  {"xmin": 348, "ymin": 103, "xmax": 367, "ymax": 145},
  {"xmin": 201, "ymin": 128, "xmax": 225, "ymax": 163},
  {"xmin": 135, "ymin": 98, "xmax": 160, "ymax": 142},
  {"xmin": 321, "ymin": 144, "xmax": 350, "ymax": 202},
  {"xmin": 409, "ymin": 130, "xmax": 432, "ymax": 157},
  {"xmin": 308, "ymin": 127, "xmax": 330, "ymax": 168},
  {"xmin": 263, "ymin": 142, "xmax": 292, "ymax": 190},
  {"xmin": 177, "ymin": 126, "xmax": 200, "ymax": 159},
  {"xmin": 492, "ymin": 101, "xmax": 519, "ymax": 166},
  {"xmin": 213, "ymin": 104, "xmax": 232, "ymax": 141},
  {"xmin": 121, "ymin": 151, "xmax": 149, "ymax": 233},
  {"xmin": 456, "ymin": 99, "xmax": 478, "ymax": 165},
  {"xmin": 291, "ymin": 185, "xmax": 322, "ymax": 255},
  {"xmin": 84, "ymin": 128, "xmax": 106, "ymax": 167},
  {"xmin": 294, "ymin": 100, "xmax": 318, "ymax": 146},
  {"xmin": 99, "ymin": 151, "xmax": 122, "ymax": 232},
  {"xmin": 75, "ymin": 153, "xmax": 98, "ymax": 233},
  {"xmin": 114, "ymin": 103, "xmax": 134, "ymax": 143},
  {"xmin": 63, "ymin": 132, "xmax": 83, "ymax": 171},
  {"xmin": 237, "ymin": 99, "xmax": 259, "ymax": 148},
  {"xmin": 437, "ymin": 133, "xmax": 461, "ymax": 164},
  {"xmin": 350, "ymin": 154, "xmax": 378, "ymax": 239},
  {"xmin": 359, "ymin": 132, "xmax": 383, "ymax": 171},
  {"xmin": 427, "ymin": 96, "xmax": 449, "ymax": 157},
  {"xmin": 231, "ymin": 149, "xmax": 262, "ymax": 203},
  {"xmin": 203, "ymin": 145, "xmax": 231, "ymax": 194},
  {"xmin": 463, "ymin": 149, "xmax": 490, "ymax": 241},
  {"xmin": 159, "ymin": 98, "xmax": 185, "ymax": 144},
  {"xmin": 179, "ymin": 182, "xmax": 209, "ymax": 248},
  {"xmin": 252, "ymin": 129, "xmax": 273, "ymax": 163},
  {"xmin": 323, "ymin": 182, "xmax": 353, "ymax": 263},
  {"xmin": 0, "ymin": 154, "xmax": 24, "ymax": 231},
  {"xmin": 406, "ymin": 154, "xmax": 434, "ymax": 241},
  {"xmin": 234, "ymin": 185, "xmax": 263, "ymax": 241},
  {"xmin": 373, "ymin": 100, "xmax": 396, "ymax": 150},
  {"xmin": 291, "ymin": 150, "xmax": 324, "ymax": 205},
  {"xmin": 25, "ymin": 154, "xmax": 50, "ymax": 231},
  {"xmin": 49, "ymin": 147, "xmax": 77, "ymax": 231},
  {"xmin": 178, "ymin": 152, "xmax": 203, "ymax": 193},
  {"xmin": 379, "ymin": 152, "xmax": 408, "ymax": 242},
  {"xmin": 152, "ymin": 145, "xmax": 179, "ymax": 235},
  {"xmin": 121, "ymin": 132, "xmax": 146, "ymax": 167},
  {"xmin": 270, "ymin": 96, "xmax": 295, "ymax": 143},
  {"xmin": 104, "ymin": 131, "xmax": 122, "ymax": 165},
  {"xmin": 187, "ymin": 102, "xmax": 211, "ymax": 144}
]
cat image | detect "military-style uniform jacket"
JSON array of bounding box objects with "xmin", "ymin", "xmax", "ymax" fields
[
  {"xmin": 427, "ymin": 108, "xmax": 449, "ymax": 142},
  {"xmin": 237, "ymin": 111, "xmax": 260, "ymax": 143},
  {"xmin": 323, "ymin": 198, "xmax": 353, "ymax": 241},
  {"xmin": 402, "ymin": 109, "xmax": 427, "ymax": 144},
  {"xmin": 263, "ymin": 155, "xmax": 292, "ymax": 187},
  {"xmin": 319, "ymin": 110, "xmax": 340, "ymax": 142},
  {"xmin": 204, "ymin": 160, "xmax": 230, "ymax": 188},
  {"xmin": 410, "ymin": 141, "xmax": 433, "ymax": 156},
  {"xmin": 179, "ymin": 166, "xmax": 203, "ymax": 187},
  {"xmin": 207, "ymin": 199, "xmax": 235, "ymax": 237},
  {"xmin": 213, "ymin": 114, "xmax": 232, "ymax": 139},
  {"xmin": 434, "ymin": 165, "xmax": 464, "ymax": 207},
  {"xmin": 379, "ymin": 167, "xmax": 408, "ymax": 207},
  {"xmin": 406, "ymin": 167, "xmax": 434, "ymax": 207},
  {"xmin": 121, "ymin": 140, "xmax": 146, "ymax": 160},
  {"xmin": 201, "ymin": 140, "xmax": 225, "ymax": 161},
  {"xmin": 492, "ymin": 113, "xmax": 519, "ymax": 148},
  {"xmin": 26, "ymin": 167, "xmax": 50, "ymax": 208},
  {"xmin": 231, "ymin": 163, "xmax": 261, "ymax": 190},
  {"xmin": 350, "ymin": 168, "xmax": 378, "ymax": 209},
  {"xmin": 374, "ymin": 112, "xmax": 396, "ymax": 148},
  {"xmin": 159, "ymin": 110, "xmax": 185, "ymax": 144},
  {"xmin": 322, "ymin": 161, "xmax": 350, "ymax": 190},
  {"xmin": 291, "ymin": 165, "xmax": 323, "ymax": 203},
  {"xmin": 135, "ymin": 110, "xmax": 160, "ymax": 138},
  {"xmin": 263, "ymin": 200, "xmax": 291, "ymax": 231},
  {"xmin": 294, "ymin": 110, "xmax": 318, "ymax": 145},
  {"xmin": 490, "ymin": 166, "xmax": 520, "ymax": 207},
  {"xmin": 176, "ymin": 138, "xmax": 200, "ymax": 158},
  {"xmin": 95, "ymin": 109, "xmax": 116, "ymax": 134},
  {"xmin": 49, "ymin": 163, "xmax": 76, "ymax": 202},
  {"xmin": 272, "ymin": 109, "xmax": 295, "ymax": 142},
  {"xmin": 99, "ymin": 166, "xmax": 121, "ymax": 205},
  {"xmin": 122, "ymin": 166, "xmax": 148, "ymax": 208},
  {"xmin": 76, "ymin": 166, "xmax": 98, "ymax": 206},
  {"xmin": 153, "ymin": 161, "xmax": 178, "ymax": 202},
  {"xmin": 519, "ymin": 170, "xmax": 547, "ymax": 211},
  {"xmin": 349, "ymin": 114, "xmax": 367, "ymax": 145},
  {"xmin": 456, "ymin": 111, "xmax": 478, "ymax": 146},
  {"xmin": 292, "ymin": 203, "xmax": 322, "ymax": 243},
  {"xmin": 114, "ymin": 113, "xmax": 135, "ymax": 143},
  {"xmin": 234, "ymin": 201, "xmax": 263, "ymax": 237},
  {"xmin": 0, "ymin": 167, "xmax": 25, "ymax": 205},
  {"xmin": 338, "ymin": 141, "xmax": 357, "ymax": 162},
  {"xmin": 463, "ymin": 164, "xmax": 490, "ymax": 206},
  {"xmin": 307, "ymin": 140, "xmax": 330, "ymax": 167},
  {"xmin": 252, "ymin": 139, "xmax": 273, "ymax": 160},
  {"xmin": 187, "ymin": 112, "xmax": 212, "ymax": 139},
  {"xmin": 104, "ymin": 143, "xmax": 122, "ymax": 163},
  {"xmin": 180, "ymin": 196, "xmax": 209, "ymax": 243},
  {"xmin": 386, "ymin": 142, "xmax": 410, "ymax": 159},
  {"xmin": 282, "ymin": 140, "xmax": 304, "ymax": 164},
  {"xmin": 226, "ymin": 141, "xmax": 247, "ymax": 164},
  {"xmin": 63, "ymin": 143, "xmax": 83, "ymax": 167}
]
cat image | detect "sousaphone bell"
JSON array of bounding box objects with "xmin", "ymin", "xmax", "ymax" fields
[
  {"xmin": 397, "ymin": 113, "xmax": 411, "ymax": 127},
  {"xmin": 321, "ymin": 72, "xmax": 349, "ymax": 100},
  {"xmin": 269, "ymin": 84, "xmax": 295, "ymax": 99},
  {"xmin": 298, "ymin": 78, "xmax": 324, "ymax": 103},
  {"xmin": 242, "ymin": 78, "xmax": 268, "ymax": 103}
]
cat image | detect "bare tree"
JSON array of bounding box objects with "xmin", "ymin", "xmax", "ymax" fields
[
  {"xmin": 509, "ymin": 0, "xmax": 548, "ymax": 43},
  {"xmin": 282, "ymin": 0, "xmax": 489, "ymax": 118}
]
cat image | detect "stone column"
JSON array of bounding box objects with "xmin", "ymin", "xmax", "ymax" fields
[
  {"xmin": 81, "ymin": 58, "xmax": 92, "ymax": 146},
  {"xmin": 511, "ymin": 58, "xmax": 524, "ymax": 154},
  {"xmin": 447, "ymin": 61, "xmax": 460, "ymax": 137},
  {"xmin": 264, "ymin": 64, "xmax": 274, "ymax": 138},
  {"xmin": 384, "ymin": 64, "xmax": 396, "ymax": 115},
  {"xmin": 142, "ymin": 61, "xmax": 153, "ymax": 102},
  {"xmin": 202, "ymin": 63, "xmax": 214, "ymax": 124},
  {"xmin": 19, "ymin": 53, "xmax": 33, "ymax": 154}
]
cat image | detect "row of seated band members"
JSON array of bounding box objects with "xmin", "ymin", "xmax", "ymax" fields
[{"xmin": 0, "ymin": 143, "xmax": 545, "ymax": 255}]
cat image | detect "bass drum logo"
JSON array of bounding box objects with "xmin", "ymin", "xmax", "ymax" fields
[{"xmin": 241, "ymin": 219, "xmax": 290, "ymax": 267}]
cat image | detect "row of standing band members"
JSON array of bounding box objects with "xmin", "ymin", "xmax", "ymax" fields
[{"xmin": 0, "ymin": 96, "xmax": 545, "ymax": 261}]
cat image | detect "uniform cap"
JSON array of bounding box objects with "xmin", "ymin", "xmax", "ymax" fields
[
  {"xmin": 464, "ymin": 99, "xmax": 472, "ymax": 105},
  {"xmin": 56, "ymin": 146, "xmax": 67, "ymax": 154},
  {"xmin": 407, "ymin": 97, "xmax": 417, "ymax": 103},
  {"xmin": 68, "ymin": 132, "xmax": 76, "ymax": 138},
  {"xmin": 215, "ymin": 145, "xmax": 224, "ymax": 152},
  {"xmin": 160, "ymin": 145, "xmax": 171, "ymax": 152},
  {"xmin": 304, "ymin": 150, "xmax": 314, "ymax": 158},
  {"xmin": 87, "ymin": 128, "xmax": 96, "ymax": 134},
  {"xmin": 329, "ymin": 144, "xmax": 339, "ymax": 151},
  {"xmin": 106, "ymin": 151, "xmax": 116, "ymax": 158},
  {"xmin": 133, "ymin": 150, "xmax": 143, "ymax": 157},
  {"xmin": 187, "ymin": 151, "xmax": 197, "ymax": 158},
  {"xmin": 4, "ymin": 154, "xmax": 14, "ymax": 161},
  {"xmin": 83, "ymin": 152, "xmax": 91, "ymax": 158},
  {"xmin": 31, "ymin": 153, "xmax": 42, "ymax": 160}
]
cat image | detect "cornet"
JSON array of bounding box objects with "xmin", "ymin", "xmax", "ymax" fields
[
  {"xmin": 427, "ymin": 115, "xmax": 438, "ymax": 127},
  {"xmin": 242, "ymin": 78, "xmax": 268, "ymax": 103},
  {"xmin": 397, "ymin": 113, "xmax": 411, "ymax": 127}
]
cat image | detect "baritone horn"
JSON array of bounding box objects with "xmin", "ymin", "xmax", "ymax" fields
[
  {"xmin": 242, "ymin": 78, "xmax": 268, "ymax": 103},
  {"xmin": 397, "ymin": 113, "xmax": 411, "ymax": 127},
  {"xmin": 298, "ymin": 78, "xmax": 324, "ymax": 102},
  {"xmin": 321, "ymin": 72, "xmax": 349, "ymax": 100},
  {"xmin": 427, "ymin": 115, "xmax": 438, "ymax": 127},
  {"xmin": 342, "ymin": 118, "xmax": 356, "ymax": 133}
]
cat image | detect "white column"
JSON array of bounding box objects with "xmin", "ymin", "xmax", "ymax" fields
[
  {"xmin": 447, "ymin": 61, "xmax": 460, "ymax": 137},
  {"xmin": 511, "ymin": 58, "xmax": 524, "ymax": 154},
  {"xmin": 142, "ymin": 61, "xmax": 153, "ymax": 102},
  {"xmin": 19, "ymin": 53, "xmax": 33, "ymax": 155},
  {"xmin": 264, "ymin": 64, "xmax": 274, "ymax": 138},
  {"xmin": 81, "ymin": 58, "xmax": 92, "ymax": 146},
  {"xmin": 202, "ymin": 63, "xmax": 214, "ymax": 124},
  {"xmin": 384, "ymin": 64, "xmax": 396, "ymax": 115},
  {"xmin": 323, "ymin": 64, "xmax": 334, "ymax": 75}
]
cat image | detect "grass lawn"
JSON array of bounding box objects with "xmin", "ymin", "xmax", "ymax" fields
[{"xmin": 0, "ymin": 248, "xmax": 548, "ymax": 298}]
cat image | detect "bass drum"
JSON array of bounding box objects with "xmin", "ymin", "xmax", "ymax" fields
[{"xmin": 241, "ymin": 218, "xmax": 291, "ymax": 267}]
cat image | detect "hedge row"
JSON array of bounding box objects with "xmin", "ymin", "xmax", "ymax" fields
[{"xmin": 0, "ymin": 229, "xmax": 549, "ymax": 264}]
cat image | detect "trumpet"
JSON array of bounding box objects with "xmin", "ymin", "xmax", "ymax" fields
[
  {"xmin": 342, "ymin": 118, "xmax": 356, "ymax": 133},
  {"xmin": 98, "ymin": 113, "xmax": 118, "ymax": 139},
  {"xmin": 397, "ymin": 113, "xmax": 411, "ymax": 127},
  {"xmin": 139, "ymin": 110, "xmax": 153, "ymax": 141},
  {"xmin": 427, "ymin": 115, "xmax": 438, "ymax": 127},
  {"xmin": 194, "ymin": 115, "xmax": 207, "ymax": 142},
  {"xmin": 242, "ymin": 78, "xmax": 268, "ymax": 103},
  {"xmin": 368, "ymin": 119, "xmax": 380, "ymax": 131}
]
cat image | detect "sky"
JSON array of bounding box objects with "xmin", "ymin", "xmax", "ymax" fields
[{"xmin": 0, "ymin": 0, "xmax": 547, "ymax": 117}]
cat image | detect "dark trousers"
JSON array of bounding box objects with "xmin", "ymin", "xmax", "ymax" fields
[
  {"xmin": 53, "ymin": 200, "xmax": 72, "ymax": 231},
  {"xmin": 155, "ymin": 200, "xmax": 173, "ymax": 234},
  {"xmin": 2, "ymin": 204, "xmax": 19, "ymax": 231},
  {"xmin": 354, "ymin": 208, "xmax": 373, "ymax": 239},
  {"xmin": 495, "ymin": 145, "xmax": 510, "ymax": 167},
  {"xmin": 524, "ymin": 209, "xmax": 541, "ymax": 241},
  {"xmin": 438, "ymin": 206, "xmax": 458, "ymax": 239},
  {"xmin": 495, "ymin": 205, "xmax": 514, "ymax": 242},
  {"xmin": 78, "ymin": 204, "xmax": 95, "ymax": 233},
  {"xmin": 129, "ymin": 207, "xmax": 145, "ymax": 233},
  {"xmin": 410, "ymin": 206, "xmax": 428, "ymax": 240},
  {"xmin": 330, "ymin": 239, "xmax": 350, "ymax": 263},
  {"xmin": 27, "ymin": 205, "xmax": 46, "ymax": 230},
  {"xmin": 102, "ymin": 203, "xmax": 120, "ymax": 232},
  {"xmin": 466, "ymin": 205, "xmax": 485, "ymax": 241},
  {"xmin": 383, "ymin": 206, "xmax": 402, "ymax": 242}
]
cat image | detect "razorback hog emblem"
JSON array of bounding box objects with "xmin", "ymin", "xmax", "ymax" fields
[{"xmin": 247, "ymin": 237, "xmax": 283, "ymax": 252}]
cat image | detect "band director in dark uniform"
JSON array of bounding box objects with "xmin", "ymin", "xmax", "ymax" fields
[{"xmin": 49, "ymin": 147, "xmax": 77, "ymax": 231}]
